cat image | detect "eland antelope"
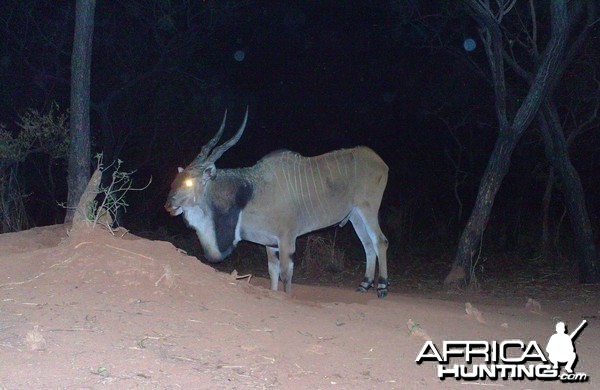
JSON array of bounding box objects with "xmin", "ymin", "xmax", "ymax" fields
[{"xmin": 165, "ymin": 108, "xmax": 390, "ymax": 297}]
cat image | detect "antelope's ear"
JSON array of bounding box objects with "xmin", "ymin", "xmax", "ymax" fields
[
  {"xmin": 177, "ymin": 167, "xmax": 184, "ymax": 173},
  {"xmin": 202, "ymin": 164, "xmax": 217, "ymax": 182}
]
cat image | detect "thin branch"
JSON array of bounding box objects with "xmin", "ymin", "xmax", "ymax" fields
[
  {"xmin": 467, "ymin": 0, "xmax": 509, "ymax": 128},
  {"xmin": 528, "ymin": 0, "xmax": 538, "ymax": 56}
]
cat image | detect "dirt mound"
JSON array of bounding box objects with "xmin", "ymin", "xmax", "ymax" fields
[
  {"xmin": 0, "ymin": 226, "xmax": 598, "ymax": 388},
  {"xmin": 0, "ymin": 224, "xmax": 67, "ymax": 255}
]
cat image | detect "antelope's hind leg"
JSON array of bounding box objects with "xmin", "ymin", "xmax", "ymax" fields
[
  {"xmin": 350, "ymin": 212, "xmax": 377, "ymax": 293},
  {"xmin": 351, "ymin": 209, "xmax": 389, "ymax": 298}
]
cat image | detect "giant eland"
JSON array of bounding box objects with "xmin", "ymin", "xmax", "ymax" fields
[{"xmin": 165, "ymin": 108, "xmax": 390, "ymax": 297}]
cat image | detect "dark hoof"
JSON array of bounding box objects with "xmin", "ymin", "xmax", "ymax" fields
[
  {"xmin": 377, "ymin": 277, "xmax": 389, "ymax": 298},
  {"xmin": 356, "ymin": 279, "xmax": 373, "ymax": 293}
]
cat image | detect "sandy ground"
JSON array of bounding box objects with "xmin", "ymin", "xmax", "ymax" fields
[{"xmin": 0, "ymin": 225, "xmax": 598, "ymax": 389}]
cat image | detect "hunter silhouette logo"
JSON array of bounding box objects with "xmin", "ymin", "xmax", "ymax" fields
[
  {"xmin": 546, "ymin": 320, "xmax": 587, "ymax": 374},
  {"xmin": 416, "ymin": 319, "xmax": 589, "ymax": 382}
]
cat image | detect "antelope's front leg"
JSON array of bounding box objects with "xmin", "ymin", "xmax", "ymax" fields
[
  {"xmin": 266, "ymin": 246, "xmax": 280, "ymax": 291},
  {"xmin": 277, "ymin": 238, "xmax": 296, "ymax": 294}
]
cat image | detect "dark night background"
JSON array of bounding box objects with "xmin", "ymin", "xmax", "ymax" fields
[{"xmin": 1, "ymin": 1, "xmax": 599, "ymax": 284}]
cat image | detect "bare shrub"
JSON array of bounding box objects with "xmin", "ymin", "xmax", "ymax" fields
[
  {"xmin": 0, "ymin": 103, "xmax": 68, "ymax": 232},
  {"xmin": 67, "ymin": 153, "xmax": 151, "ymax": 234}
]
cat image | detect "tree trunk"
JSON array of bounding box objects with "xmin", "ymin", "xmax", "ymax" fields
[
  {"xmin": 497, "ymin": 0, "xmax": 598, "ymax": 282},
  {"xmin": 444, "ymin": 132, "xmax": 517, "ymax": 286},
  {"xmin": 65, "ymin": 0, "xmax": 96, "ymax": 223},
  {"xmin": 540, "ymin": 104, "xmax": 599, "ymax": 282},
  {"xmin": 445, "ymin": 0, "xmax": 569, "ymax": 288}
]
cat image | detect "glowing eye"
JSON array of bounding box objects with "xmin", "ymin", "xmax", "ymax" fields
[{"xmin": 184, "ymin": 179, "xmax": 194, "ymax": 188}]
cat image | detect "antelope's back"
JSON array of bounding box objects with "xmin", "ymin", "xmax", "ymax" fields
[{"xmin": 248, "ymin": 147, "xmax": 388, "ymax": 233}]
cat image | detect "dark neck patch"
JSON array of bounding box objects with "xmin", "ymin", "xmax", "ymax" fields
[{"xmin": 210, "ymin": 177, "xmax": 253, "ymax": 255}]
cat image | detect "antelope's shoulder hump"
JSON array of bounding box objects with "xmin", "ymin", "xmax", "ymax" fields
[{"xmin": 257, "ymin": 149, "xmax": 302, "ymax": 164}]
